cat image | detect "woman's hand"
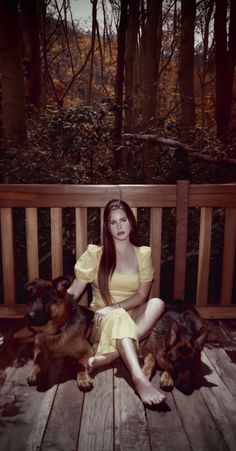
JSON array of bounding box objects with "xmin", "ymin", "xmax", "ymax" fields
[{"xmin": 93, "ymin": 306, "xmax": 115, "ymax": 328}]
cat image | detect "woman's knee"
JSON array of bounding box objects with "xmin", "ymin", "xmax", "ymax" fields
[{"xmin": 148, "ymin": 297, "xmax": 165, "ymax": 313}]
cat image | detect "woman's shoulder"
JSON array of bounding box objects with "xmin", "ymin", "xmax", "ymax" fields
[
  {"xmin": 74, "ymin": 244, "xmax": 102, "ymax": 282},
  {"xmin": 86, "ymin": 244, "xmax": 102, "ymax": 253},
  {"xmin": 136, "ymin": 245, "xmax": 152, "ymax": 257},
  {"xmin": 135, "ymin": 246, "xmax": 154, "ymax": 280},
  {"xmin": 78, "ymin": 244, "xmax": 102, "ymax": 262}
]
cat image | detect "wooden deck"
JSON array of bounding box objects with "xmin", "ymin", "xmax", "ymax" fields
[{"xmin": 1, "ymin": 319, "xmax": 236, "ymax": 451}]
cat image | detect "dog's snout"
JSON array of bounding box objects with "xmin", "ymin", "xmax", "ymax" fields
[
  {"xmin": 27, "ymin": 297, "xmax": 51, "ymax": 327},
  {"xmin": 27, "ymin": 310, "xmax": 51, "ymax": 327}
]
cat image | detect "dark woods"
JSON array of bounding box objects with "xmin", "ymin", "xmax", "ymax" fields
[{"xmin": 0, "ymin": 0, "xmax": 236, "ymax": 184}]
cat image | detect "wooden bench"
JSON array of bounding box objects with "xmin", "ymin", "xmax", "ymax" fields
[{"xmin": 0, "ymin": 181, "xmax": 236, "ymax": 318}]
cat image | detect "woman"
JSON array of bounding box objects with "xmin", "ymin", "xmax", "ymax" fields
[{"xmin": 67, "ymin": 199, "xmax": 166, "ymax": 406}]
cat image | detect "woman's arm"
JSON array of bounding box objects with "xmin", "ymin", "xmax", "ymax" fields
[
  {"xmin": 66, "ymin": 277, "xmax": 88, "ymax": 301},
  {"xmin": 115, "ymin": 281, "xmax": 152, "ymax": 311},
  {"xmin": 94, "ymin": 280, "xmax": 152, "ymax": 327}
]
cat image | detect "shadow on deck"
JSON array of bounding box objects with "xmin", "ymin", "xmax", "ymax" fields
[{"xmin": 0, "ymin": 319, "xmax": 236, "ymax": 451}]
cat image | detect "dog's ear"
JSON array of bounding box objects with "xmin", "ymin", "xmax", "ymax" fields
[
  {"xmin": 24, "ymin": 279, "xmax": 56, "ymax": 301},
  {"xmin": 53, "ymin": 275, "xmax": 73, "ymax": 297},
  {"xmin": 24, "ymin": 279, "xmax": 38, "ymax": 293},
  {"xmin": 167, "ymin": 320, "xmax": 180, "ymax": 348},
  {"xmin": 194, "ymin": 327, "xmax": 208, "ymax": 350},
  {"xmin": 24, "ymin": 279, "xmax": 41, "ymax": 301}
]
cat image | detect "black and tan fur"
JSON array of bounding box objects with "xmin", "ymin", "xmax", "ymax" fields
[
  {"xmin": 14, "ymin": 276, "xmax": 95, "ymax": 392},
  {"xmin": 141, "ymin": 301, "xmax": 208, "ymax": 394}
]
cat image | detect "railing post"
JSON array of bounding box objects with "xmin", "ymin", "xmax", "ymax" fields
[
  {"xmin": 173, "ymin": 180, "xmax": 189, "ymax": 300},
  {"xmin": 51, "ymin": 208, "xmax": 63, "ymax": 279},
  {"xmin": 220, "ymin": 208, "xmax": 236, "ymax": 305},
  {"xmin": 1, "ymin": 208, "xmax": 16, "ymax": 306},
  {"xmin": 26, "ymin": 208, "xmax": 39, "ymax": 280},
  {"xmin": 150, "ymin": 207, "xmax": 162, "ymax": 298},
  {"xmin": 196, "ymin": 207, "xmax": 212, "ymax": 307}
]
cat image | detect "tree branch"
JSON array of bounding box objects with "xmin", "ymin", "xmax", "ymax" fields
[{"xmin": 123, "ymin": 133, "xmax": 236, "ymax": 166}]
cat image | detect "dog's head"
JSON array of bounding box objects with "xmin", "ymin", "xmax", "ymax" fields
[
  {"xmin": 166, "ymin": 319, "xmax": 207, "ymax": 394},
  {"xmin": 25, "ymin": 276, "xmax": 73, "ymax": 327}
]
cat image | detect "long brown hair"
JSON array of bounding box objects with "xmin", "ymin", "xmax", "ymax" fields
[{"xmin": 98, "ymin": 199, "xmax": 139, "ymax": 305}]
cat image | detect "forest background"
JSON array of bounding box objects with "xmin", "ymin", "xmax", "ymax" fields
[
  {"xmin": 0, "ymin": 0, "xmax": 235, "ymax": 302},
  {"xmin": 0, "ymin": 0, "xmax": 236, "ymax": 185}
]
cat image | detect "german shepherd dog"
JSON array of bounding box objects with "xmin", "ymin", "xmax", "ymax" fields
[
  {"xmin": 13, "ymin": 276, "xmax": 95, "ymax": 392},
  {"xmin": 141, "ymin": 301, "xmax": 208, "ymax": 394}
]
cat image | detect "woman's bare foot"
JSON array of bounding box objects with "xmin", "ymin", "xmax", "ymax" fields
[
  {"xmin": 88, "ymin": 352, "xmax": 118, "ymax": 373},
  {"xmin": 133, "ymin": 374, "xmax": 166, "ymax": 405}
]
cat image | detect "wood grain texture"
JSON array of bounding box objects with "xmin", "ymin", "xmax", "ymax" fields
[
  {"xmin": 173, "ymin": 181, "xmax": 189, "ymax": 300},
  {"xmin": 0, "ymin": 353, "xmax": 57, "ymax": 451},
  {"xmin": 0, "ymin": 208, "xmax": 15, "ymax": 306},
  {"xmin": 146, "ymin": 373, "xmax": 191, "ymax": 451},
  {"xmin": 1, "ymin": 319, "xmax": 236, "ymax": 451},
  {"xmin": 196, "ymin": 306, "xmax": 236, "ymax": 319},
  {"xmin": 100, "ymin": 207, "xmax": 104, "ymax": 244},
  {"xmin": 25, "ymin": 208, "xmax": 39, "ymax": 280},
  {"xmin": 41, "ymin": 379, "xmax": 84, "ymax": 450},
  {"xmin": 1, "ymin": 183, "xmax": 236, "ymax": 207},
  {"xmin": 172, "ymin": 381, "xmax": 228, "ymax": 451},
  {"xmin": 204, "ymin": 347, "xmax": 236, "ymax": 398},
  {"xmin": 200, "ymin": 351, "xmax": 236, "ymax": 450},
  {"xmin": 114, "ymin": 361, "xmax": 150, "ymax": 451},
  {"xmin": 75, "ymin": 207, "xmax": 88, "ymax": 305},
  {"xmin": 75, "ymin": 207, "xmax": 88, "ymax": 259},
  {"xmin": 150, "ymin": 208, "xmax": 162, "ymax": 298},
  {"xmin": 50, "ymin": 208, "xmax": 63, "ymax": 279},
  {"xmin": 196, "ymin": 207, "xmax": 213, "ymax": 307},
  {"xmin": 220, "ymin": 208, "xmax": 236, "ymax": 305},
  {"xmin": 0, "ymin": 184, "xmax": 235, "ymax": 317},
  {"xmin": 77, "ymin": 369, "xmax": 114, "ymax": 451}
]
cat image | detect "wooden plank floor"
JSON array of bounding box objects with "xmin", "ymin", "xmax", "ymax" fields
[{"xmin": 0, "ymin": 319, "xmax": 236, "ymax": 451}]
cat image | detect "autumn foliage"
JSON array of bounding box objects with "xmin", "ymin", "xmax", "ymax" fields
[{"xmin": 0, "ymin": 0, "xmax": 235, "ymax": 184}]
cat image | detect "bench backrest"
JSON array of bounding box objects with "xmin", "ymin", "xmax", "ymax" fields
[{"xmin": 0, "ymin": 182, "xmax": 236, "ymax": 318}]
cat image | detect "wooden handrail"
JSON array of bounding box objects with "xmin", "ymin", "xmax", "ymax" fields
[{"xmin": 0, "ymin": 182, "xmax": 236, "ymax": 319}]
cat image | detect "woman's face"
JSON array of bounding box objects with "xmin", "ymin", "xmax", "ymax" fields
[{"xmin": 108, "ymin": 208, "xmax": 131, "ymax": 241}]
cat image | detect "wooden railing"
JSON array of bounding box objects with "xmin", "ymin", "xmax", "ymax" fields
[{"xmin": 0, "ymin": 182, "xmax": 236, "ymax": 319}]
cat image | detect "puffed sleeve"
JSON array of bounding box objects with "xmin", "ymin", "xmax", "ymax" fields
[
  {"xmin": 74, "ymin": 244, "xmax": 101, "ymax": 282},
  {"xmin": 139, "ymin": 246, "xmax": 155, "ymax": 282}
]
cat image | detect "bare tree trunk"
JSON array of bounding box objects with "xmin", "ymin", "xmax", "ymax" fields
[
  {"xmin": 140, "ymin": 0, "xmax": 162, "ymax": 126},
  {"xmin": 113, "ymin": 0, "xmax": 128, "ymax": 156},
  {"xmin": 87, "ymin": 0, "xmax": 98, "ymax": 105},
  {"xmin": 0, "ymin": 0, "xmax": 26, "ymax": 140},
  {"xmin": 198, "ymin": 0, "xmax": 214, "ymax": 128},
  {"xmin": 215, "ymin": 0, "xmax": 227, "ymax": 137},
  {"xmin": 20, "ymin": 0, "xmax": 41, "ymax": 108},
  {"xmin": 39, "ymin": 0, "xmax": 48, "ymax": 108},
  {"xmin": 214, "ymin": 0, "xmax": 236, "ymax": 138},
  {"xmin": 125, "ymin": 0, "xmax": 140, "ymax": 131},
  {"xmin": 224, "ymin": 0, "xmax": 236, "ymax": 136},
  {"xmin": 179, "ymin": 0, "xmax": 196, "ymax": 127}
]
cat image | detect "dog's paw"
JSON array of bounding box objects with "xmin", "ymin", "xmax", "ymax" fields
[
  {"xmin": 35, "ymin": 333, "xmax": 48, "ymax": 348},
  {"xmin": 142, "ymin": 364, "xmax": 152, "ymax": 380},
  {"xmin": 27, "ymin": 374, "xmax": 38, "ymax": 386},
  {"xmin": 77, "ymin": 373, "xmax": 94, "ymax": 392},
  {"xmin": 142, "ymin": 352, "xmax": 156, "ymax": 380},
  {"xmin": 160, "ymin": 371, "xmax": 174, "ymax": 391},
  {"xmin": 27, "ymin": 365, "xmax": 43, "ymax": 386}
]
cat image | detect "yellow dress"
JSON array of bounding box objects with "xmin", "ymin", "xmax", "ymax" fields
[{"xmin": 74, "ymin": 244, "xmax": 154, "ymax": 355}]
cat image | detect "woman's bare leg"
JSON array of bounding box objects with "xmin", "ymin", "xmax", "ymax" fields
[
  {"xmin": 117, "ymin": 337, "xmax": 166, "ymax": 406},
  {"xmin": 88, "ymin": 350, "xmax": 119, "ymax": 373},
  {"xmin": 88, "ymin": 298, "xmax": 165, "ymax": 388},
  {"xmin": 130, "ymin": 297, "xmax": 165, "ymax": 340}
]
